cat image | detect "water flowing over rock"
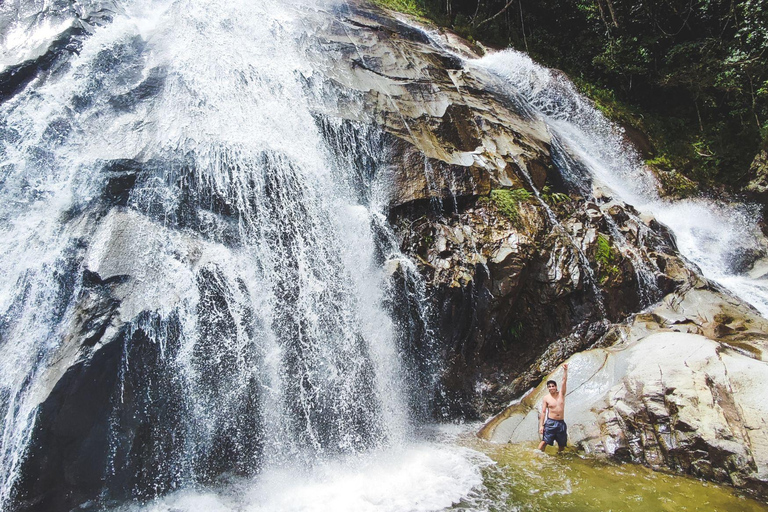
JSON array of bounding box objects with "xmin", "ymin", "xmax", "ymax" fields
[{"xmin": 0, "ymin": 2, "xmax": 434, "ymax": 509}]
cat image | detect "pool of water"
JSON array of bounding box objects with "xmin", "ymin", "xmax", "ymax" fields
[
  {"xmin": 106, "ymin": 429, "xmax": 768, "ymax": 512},
  {"xmin": 453, "ymin": 438, "xmax": 768, "ymax": 512}
]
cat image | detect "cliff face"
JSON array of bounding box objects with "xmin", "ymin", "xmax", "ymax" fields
[
  {"xmin": 323, "ymin": 2, "xmax": 768, "ymax": 497},
  {"xmin": 313, "ymin": 3, "xmax": 693, "ymax": 417}
]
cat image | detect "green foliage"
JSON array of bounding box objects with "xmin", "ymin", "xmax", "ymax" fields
[
  {"xmin": 489, "ymin": 188, "xmax": 533, "ymax": 224},
  {"xmin": 595, "ymin": 234, "xmax": 621, "ymax": 285},
  {"xmin": 370, "ymin": 0, "xmax": 429, "ymax": 17},
  {"xmin": 509, "ymin": 188, "xmax": 534, "ymax": 201},
  {"xmin": 595, "ymin": 234, "xmax": 613, "ymax": 265},
  {"xmin": 541, "ymin": 185, "xmax": 571, "ymax": 206},
  {"xmin": 503, "ymin": 320, "xmax": 525, "ymax": 349},
  {"xmin": 646, "ymin": 156, "xmax": 699, "ymax": 197},
  {"xmin": 508, "ymin": 321, "xmax": 524, "ymax": 340},
  {"xmin": 645, "ymin": 155, "xmax": 673, "ymax": 170}
]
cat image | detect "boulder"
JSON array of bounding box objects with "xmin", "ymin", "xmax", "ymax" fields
[{"xmin": 478, "ymin": 284, "xmax": 768, "ymax": 498}]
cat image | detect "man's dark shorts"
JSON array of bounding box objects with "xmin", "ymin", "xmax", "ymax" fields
[{"xmin": 543, "ymin": 418, "xmax": 567, "ymax": 447}]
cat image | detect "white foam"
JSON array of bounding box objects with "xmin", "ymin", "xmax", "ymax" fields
[{"xmin": 134, "ymin": 444, "xmax": 488, "ymax": 512}]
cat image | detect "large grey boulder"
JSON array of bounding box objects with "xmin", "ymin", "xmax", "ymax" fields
[{"xmin": 479, "ymin": 285, "xmax": 768, "ymax": 498}]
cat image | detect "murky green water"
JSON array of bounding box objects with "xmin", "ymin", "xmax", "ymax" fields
[{"xmin": 452, "ymin": 440, "xmax": 768, "ymax": 512}]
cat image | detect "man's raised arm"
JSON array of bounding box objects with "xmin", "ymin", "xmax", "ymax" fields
[{"xmin": 561, "ymin": 363, "xmax": 568, "ymax": 397}]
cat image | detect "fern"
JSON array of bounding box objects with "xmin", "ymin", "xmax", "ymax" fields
[
  {"xmin": 541, "ymin": 186, "xmax": 570, "ymax": 206},
  {"xmin": 487, "ymin": 188, "xmax": 532, "ymax": 225},
  {"xmin": 595, "ymin": 234, "xmax": 621, "ymax": 284}
]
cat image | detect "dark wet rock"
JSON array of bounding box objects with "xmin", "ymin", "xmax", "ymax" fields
[
  {"xmin": 13, "ymin": 268, "xmax": 124, "ymax": 511},
  {"xmin": 392, "ymin": 186, "xmax": 688, "ymax": 416},
  {"xmin": 620, "ymin": 122, "xmax": 655, "ymax": 159},
  {"xmin": 108, "ymin": 66, "xmax": 167, "ymax": 112},
  {"xmin": 102, "ymin": 160, "xmax": 143, "ymax": 207},
  {"xmin": 0, "ymin": 26, "xmax": 85, "ymax": 104},
  {"xmin": 12, "ymin": 208, "xmax": 267, "ymax": 511}
]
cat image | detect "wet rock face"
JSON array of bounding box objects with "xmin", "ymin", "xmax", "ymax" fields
[
  {"xmin": 15, "ymin": 313, "xmax": 187, "ymax": 512},
  {"xmin": 308, "ymin": 3, "xmax": 695, "ymax": 418},
  {"xmin": 0, "ymin": 0, "xmax": 118, "ymax": 104},
  {"xmin": 310, "ymin": 3, "xmax": 552, "ymax": 212},
  {"xmin": 11, "ymin": 208, "xmax": 265, "ymax": 512},
  {"xmin": 393, "ymin": 190, "xmax": 689, "ymax": 417}
]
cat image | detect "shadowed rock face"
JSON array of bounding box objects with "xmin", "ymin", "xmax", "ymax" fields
[
  {"xmin": 11, "ymin": 209, "xmax": 265, "ymax": 511},
  {"xmin": 392, "ymin": 193, "xmax": 692, "ymax": 417}
]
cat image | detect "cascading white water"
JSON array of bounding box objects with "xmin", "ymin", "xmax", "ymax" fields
[
  {"xmin": 474, "ymin": 50, "xmax": 768, "ymax": 317},
  {"xmin": 0, "ymin": 0, "xmax": 485, "ymax": 510}
]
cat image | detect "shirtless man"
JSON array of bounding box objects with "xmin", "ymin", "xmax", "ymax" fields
[{"xmin": 538, "ymin": 363, "xmax": 568, "ymax": 452}]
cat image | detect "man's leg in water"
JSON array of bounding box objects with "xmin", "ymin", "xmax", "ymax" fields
[
  {"xmin": 538, "ymin": 441, "xmax": 547, "ymax": 452},
  {"xmin": 556, "ymin": 422, "xmax": 567, "ymax": 452}
]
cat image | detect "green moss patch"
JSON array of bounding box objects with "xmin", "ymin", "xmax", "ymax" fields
[{"xmin": 488, "ymin": 188, "xmax": 533, "ymax": 225}]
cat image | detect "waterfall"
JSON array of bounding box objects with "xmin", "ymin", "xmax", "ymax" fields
[
  {"xmin": 0, "ymin": 0, "xmax": 472, "ymax": 509},
  {"xmin": 4, "ymin": 0, "xmax": 765, "ymax": 509},
  {"xmin": 474, "ymin": 50, "xmax": 768, "ymax": 317}
]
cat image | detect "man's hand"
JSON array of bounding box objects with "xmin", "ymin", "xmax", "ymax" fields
[
  {"xmin": 563, "ymin": 363, "xmax": 568, "ymax": 372},
  {"xmin": 539, "ymin": 425, "xmax": 544, "ymax": 435}
]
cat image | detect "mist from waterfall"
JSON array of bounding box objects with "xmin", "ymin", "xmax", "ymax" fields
[{"xmin": 474, "ymin": 50, "xmax": 768, "ymax": 318}]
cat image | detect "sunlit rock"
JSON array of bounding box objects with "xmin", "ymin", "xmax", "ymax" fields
[{"xmin": 479, "ymin": 285, "xmax": 768, "ymax": 498}]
